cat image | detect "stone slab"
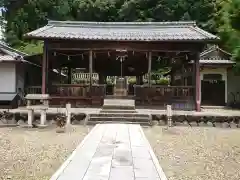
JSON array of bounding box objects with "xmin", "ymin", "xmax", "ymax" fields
[
  {"xmin": 25, "ymin": 94, "xmax": 50, "ymax": 100},
  {"xmin": 103, "ymin": 99, "xmax": 135, "ymax": 107},
  {"xmin": 50, "ymin": 124, "xmax": 167, "ymax": 180}
]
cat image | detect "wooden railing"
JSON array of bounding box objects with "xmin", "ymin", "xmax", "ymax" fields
[
  {"xmin": 25, "ymin": 84, "xmax": 106, "ymax": 106},
  {"xmin": 134, "ymin": 85, "xmax": 195, "ymax": 110},
  {"xmin": 25, "ymin": 86, "xmax": 42, "ymax": 94},
  {"xmin": 48, "ymin": 84, "xmax": 90, "ymax": 97}
]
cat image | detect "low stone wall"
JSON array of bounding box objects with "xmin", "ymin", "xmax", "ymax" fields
[
  {"xmin": 1, "ymin": 111, "xmax": 240, "ymax": 128},
  {"xmin": 152, "ymin": 114, "xmax": 240, "ymax": 128},
  {"xmin": 0, "ymin": 111, "xmax": 86, "ymax": 127}
]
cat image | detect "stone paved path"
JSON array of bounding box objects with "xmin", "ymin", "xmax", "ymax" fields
[{"xmin": 50, "ymin": 124, "xmax": 167, "ymax": 180}]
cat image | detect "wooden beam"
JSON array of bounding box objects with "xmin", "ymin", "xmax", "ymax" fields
[
  {"xmin": 148, "ymin": 52, "xmax": 152, "ymax": 87},
  {"xmin": 195, "ymin": 52, "xmax": 201, "ymax": 112},
  {"xmin": 47, "ymin": 40, "xmax": 204, "ymax": 52},
  {"xmin": 67, "ymin": 66, "xmax": 71, "ymax": 84},
  {"xmin": 42, "ymin": 42, "xmax": 47, "ymax": 94},
  {"xmin": 89, "ymin": 50, "xmax": 93, "ymax": 94}
]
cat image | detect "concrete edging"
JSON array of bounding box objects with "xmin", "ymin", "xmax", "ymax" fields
[{"xmin": 139, "ymin": 126, "xmax": 168, "ymax": 180}]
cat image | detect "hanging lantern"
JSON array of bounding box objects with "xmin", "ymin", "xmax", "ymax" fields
[{"xmin": 53, "ymin": 52, "xmax": 57, "ymax": 56}]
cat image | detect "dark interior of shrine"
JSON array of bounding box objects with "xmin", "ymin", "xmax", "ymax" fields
[{"xmin": 45, "ymin": 50, "xmax": 193, "ymax": 77}]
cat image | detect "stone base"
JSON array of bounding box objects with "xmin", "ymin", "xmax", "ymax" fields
[
  {"xmin": 21, "ymin": 124, "xmax": 33, "ymax": 128},
  {"xmin": 114, "ymin": 88, "xmax": 127, "ymax": 97},
  {"xmin": 0, "ymin": 124, "xmax": 19, "ymax": 127},
  {"xmin": 37, "ymin": 124, "xmax": 48, "ymax": 129},
  {"xmin": 56, "ymin": 127, "xmax": 66, "ymax": 133},
  {"xmin": 102, "ymin": 99, "xmax": 135, "ymax": 110}
]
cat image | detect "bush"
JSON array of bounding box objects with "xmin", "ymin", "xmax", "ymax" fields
[
  {"xmin": 155, "ymin": 78, "xmax": 169, "ymax": 85},
  {"xmin": 128, "ymin": 77, "xmax": 136, "ymax": 84},
  {"xmin": 55, "ymin": 114, "xmax": 67, "ymax": 128}
]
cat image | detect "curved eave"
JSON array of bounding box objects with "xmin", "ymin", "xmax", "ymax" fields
[{"xmin": 24, "ymin": 34, "xmax": 219, "ymax": 43}]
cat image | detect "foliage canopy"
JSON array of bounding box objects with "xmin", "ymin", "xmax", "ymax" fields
[{"xmin": 1, "ymin": 0, "xmax": 239, "ymax": 64}]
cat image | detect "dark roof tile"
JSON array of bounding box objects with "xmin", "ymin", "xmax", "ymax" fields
[{"xmin": 25, "ymin": 21, "xmax": 219, "ymax": 41}]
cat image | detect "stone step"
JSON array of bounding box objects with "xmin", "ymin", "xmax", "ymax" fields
[
  {"xmin": 90, "ymin": 113, "xmax": 150, "ymax": 118},
  {"xmin": 102, "ymin": 105, "xmax": 135, "ymax": 110},
  {"xmin": 100, "ymin": 109, "xmax": 137, "ymax": 113},
  {"xmin": 87, "ymin": 121, "xmax": 151, "ymax": 126},
  {"xmin": 88, "ymin": 116, "xmax": 151, "ymax": 125},
  {"xmin": 102, "ymin": 99, "xmax": 135, "ymax": 110},
  {"xmin": 105, "ymin": 95, "xmax": 134, "ymax": 99}
]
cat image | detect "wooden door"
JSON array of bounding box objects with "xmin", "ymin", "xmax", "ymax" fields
[{"xmin": 201, "ymin": 80, "xmax": 225, "ymax": 106}]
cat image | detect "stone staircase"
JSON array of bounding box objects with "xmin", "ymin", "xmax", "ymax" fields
[{"xmin": 86, "ymin": 99, "xmax": 152, "ymax": 125}]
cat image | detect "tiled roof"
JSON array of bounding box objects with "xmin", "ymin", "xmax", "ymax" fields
[
  {"xmin": 25, "ymin": 21, "xmax": 219, "ymax": 41},
  {"xmin": 198, "ymin": 45, "xmax": 235, "ymax": 65},
  {"xmin": 200, "ymin": 45, "xmax": 231, "ymax": 57},
  {"xmin": 0, "ymin": 55, "xmax": 15, "ymax": 62},
  {"xmin": 0, "ymin": 42, "xmax": 38, "ymax": 65},
  {"xmin": 200, "ymin": 59, "xmax": 235, "ymax": 64}
]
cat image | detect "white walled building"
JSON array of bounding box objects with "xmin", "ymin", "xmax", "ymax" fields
[
  {"xmin": 0, "ymin": 42, "xmax": 39, "ymax": 108},
  {"xmin": 199, "ymin": 46, "xmax": 238, "ymax": 106}
]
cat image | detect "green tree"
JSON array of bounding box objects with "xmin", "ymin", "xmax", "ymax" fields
[{"xmin": 0, "ymin": 0, "xmax": 234, "ymax": 57}]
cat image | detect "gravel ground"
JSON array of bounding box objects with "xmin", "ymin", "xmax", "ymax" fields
[
  {"xmin": 144, "ymin": 126, "xmax": 240, "ymax": 180},
  {"xmin": 0, "ymin": 125, "xmax": 91, "ymax": 180}
]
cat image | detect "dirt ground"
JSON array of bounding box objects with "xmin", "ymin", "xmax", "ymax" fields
[
  {"xmin": 144, "ymin": 126, "xmax": 240, "ymax": 180},
  {"xmin": 0, "ymin": 125, "xmax": 91, "ymax": 180}
]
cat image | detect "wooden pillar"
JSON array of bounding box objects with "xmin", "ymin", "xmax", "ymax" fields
[
  {"xmin": 195, "ymin": 52, "xmax": 201, "ymax": 112},
  {"xmin": 136, "ymin": 76, "xmax": 140, "ymax": 85},
  {"xmin": 99, "ymin": 73, "xmax": 104, "ymax": 84},
  {"xmin": 67, "ymin": 66, "xmax": 71, "ymax": 84},
  {"xmin": 42, "ymin": 42, "xmax": 48, "ymax": 94},
  {"xmin": 140, "ymin": 75, "xmax": 143, "ymax": 85},
  {"xmin": 136, "ymin": 75, "xmax": 143, "ymax": 85},
  {"xmin": 89, "ymin": 50, "xmax": 93, "ymax": 94},
  {"xmin": 148, "ymin": 52, "xmax": 152, "ymax": 87}
]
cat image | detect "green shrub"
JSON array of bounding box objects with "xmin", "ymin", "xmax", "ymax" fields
[
  {"xmin": 128, "ymin": 78, "xmax": 136, "ymax": 84},
  {"xmin": 155, "ymin": 78, "xmax": 169, "ymax": 85}
]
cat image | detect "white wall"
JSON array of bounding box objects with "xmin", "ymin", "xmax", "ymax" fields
[
  {"xmin": 0, "ymin": 63, "xmax": 16, "ymax": 93},
  {"xmin": 200, "ymin": 67, "xmax": 227, "ymax": 103},
  {"xmin": 16, "ymin": 64, "xmax": 25, "ymax": 96}
]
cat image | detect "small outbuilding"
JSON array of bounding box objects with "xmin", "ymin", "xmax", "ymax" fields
[{"xmin": 199, "ymin": 45, "xmax": 236, "ymax": 106}]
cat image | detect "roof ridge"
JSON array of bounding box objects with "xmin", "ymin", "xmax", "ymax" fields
[
  {"xmin": 0, "ymin": 42, "xmax": 27, "ymax": 57},
  {"xmin": 25, "ymin": 20, "xmax": 219, "ymax": 42},
  {"xmin": 200, "ymin": 45, "xmax": 231, "ymax": 57},
  {"xmin": 48, "ymin": 20, "xmax": 197, "ymax": 27},
  {"xmin": 190, "ymin": 26, "xmax": 219, "ymax": 40},
  {"xmin": 200, "ymin": 46, "xmax": 217, "ymax": 56},
  {"xmin": 216, "ymin": 46, "xmax": 232, "ymax": 56}
]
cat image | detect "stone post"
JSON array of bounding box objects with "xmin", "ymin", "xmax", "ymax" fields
[
  {"xmin": 27, "ymin": 100, "xmax": 31, "ymax": 108},
  {"xmin": 27, "ymin": 109, "xmax": 33, "ymax": 128},
  {"xmin": 166, "ymin": 105, "xmax": 173, "ymax": 127},
  {"xmin": 38, "ymin": 108, "xmax": 47, "ymax": 128},
  {"xmin": 66, "ymin": 103, "xmax": 71, "ymax": 126}
]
